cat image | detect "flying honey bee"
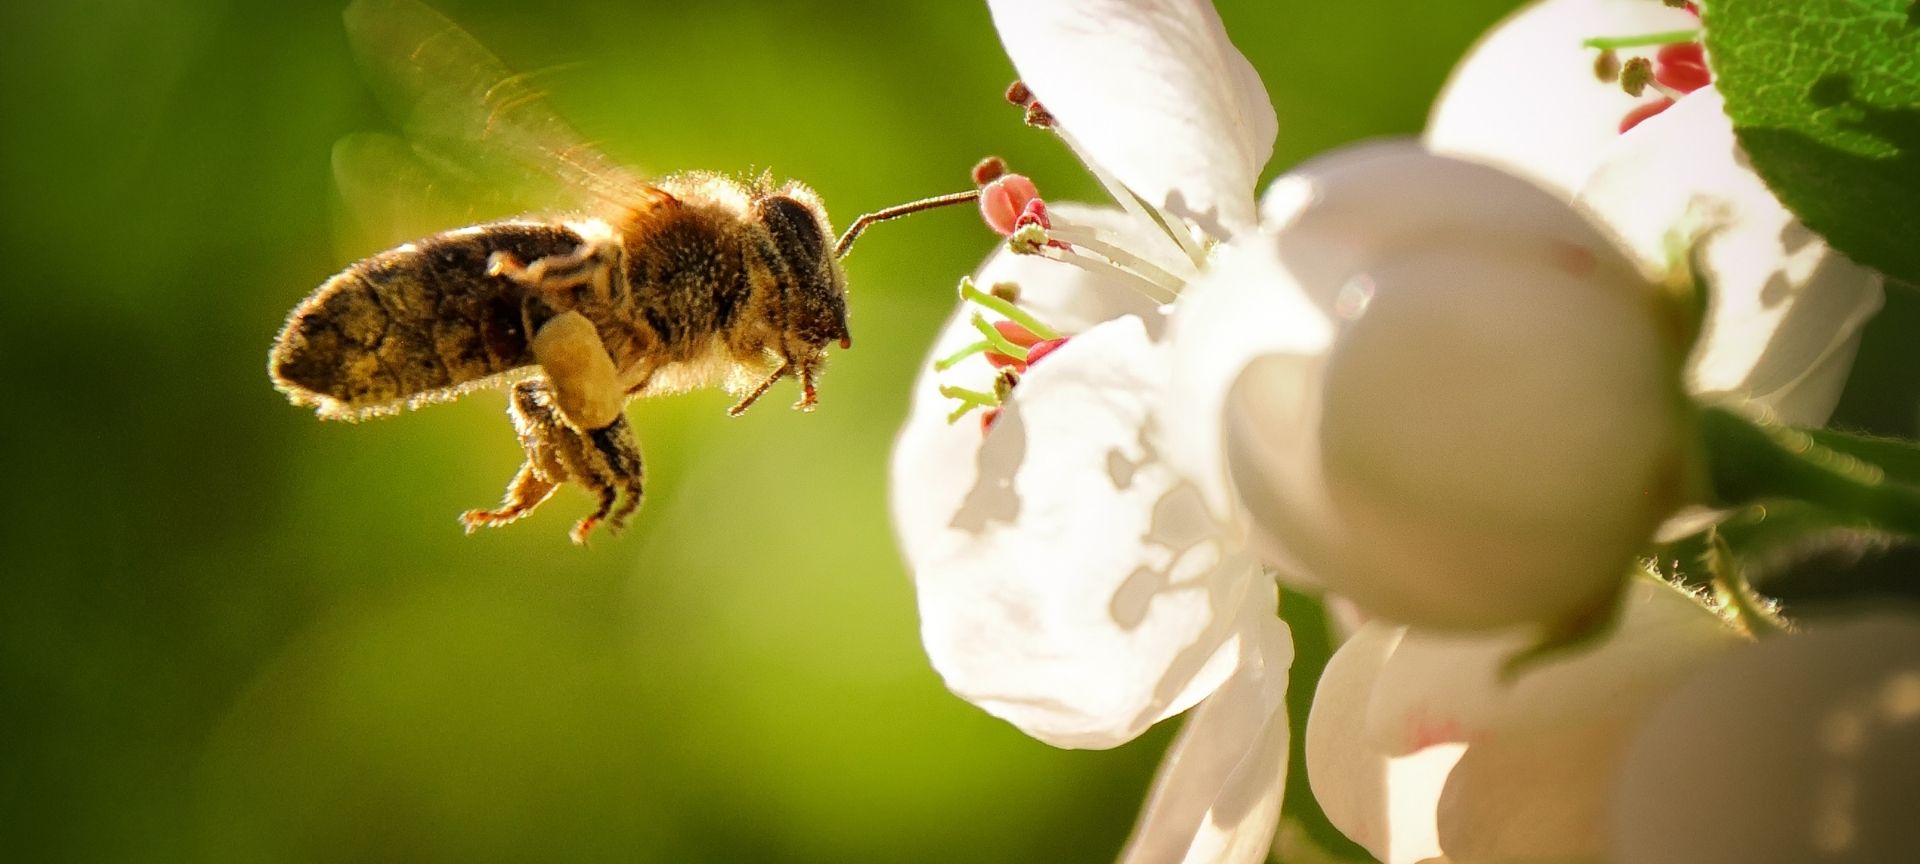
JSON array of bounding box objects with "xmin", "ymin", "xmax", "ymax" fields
[{"xmin": 271, "ymin": 0, "xmax": 977, "ymax": 543}]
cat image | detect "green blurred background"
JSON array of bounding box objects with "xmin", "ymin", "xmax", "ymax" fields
[{"xmin": 4, "ymin": 1, "xmax": 1913, "ymax": 861}]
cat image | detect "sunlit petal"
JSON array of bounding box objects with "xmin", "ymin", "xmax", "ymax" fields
[
  {"xmin": 1434, "ymin": 716, "xmax": 1629, "ymax": 862},
  {"xmin": 1577, "ymin": 87, "xmax": 1885, "ymax": 426},
  {"xmin": 901, "ymin": 316, "xmax": 1257, "ymax": 749},
  {"xmin": 1305, "ymin": 623, "xmax": 1456, "ymax": 864},
  {"xmin": 893, "ymin": 203, "xmax": 1165, "ymax": 568},
  {"xmin": 1425, "ymin": 0, "xmax": 1698, "ymax": 197},
  {"xmin": 1163, "ymin": 236, "xmax": 1333, "ymax": 534},
  {"xmin": 988, "ymin": 0, "xmax": 1277, "ymax": 235},
  {"xmin": 1121, "ymin": 614, "xmax": 1292, "ymax": 864}
]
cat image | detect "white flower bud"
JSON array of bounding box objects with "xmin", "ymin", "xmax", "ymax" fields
[{"xmin": 1221, "ymin": 144, "xmax": 1690, "ymax": 629}]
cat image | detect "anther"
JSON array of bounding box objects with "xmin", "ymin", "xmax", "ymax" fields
[
  {"xmin": 1024, "ymin": 102, "xmax": 1056, "ymax": 128},
  {"xmin": 1005, "ymin": 80, "xmax": 1034, "ymax": 107},
  {"xmin": 972, "ymin": 156, "xmax": 1009, "ymax": 186},
  {"xmin": 1620, "ymin": 56, "xmax": 1656, "ymax": 97},
  {"xmin": 993, "ymin": 369, "xmax": 1020, "ymax": 402},
  {"xmin": 1593, "ymin": 49, "xmax": 1621, "ymax": 83},
  {"xmin": 980, "ymin": 174, "xmax": 1041, "ymax": 235},
  {"xmin": 989, "ymin": 281, "xmax": 1020, "ymax": 303}
]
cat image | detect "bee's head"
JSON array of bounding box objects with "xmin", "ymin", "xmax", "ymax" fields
[{"xmin": 752, "ymin": 181, "xmax": 850, "ymax": 356}]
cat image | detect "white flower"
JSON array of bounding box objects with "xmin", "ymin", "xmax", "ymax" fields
[
  {"xmin": 1613, "ymin": 613, "xmax": 1920, "ymax": 864},
  {"xmin": 1427, "ymin": 0, "xmax": 1884, "ymax": 427},
  {"xmin": 1305, "ymin": 577, "xmax": 1745, "ymax": 864},
  {"xmin": 892, "ymin": 2, "xmax": 1296, "ymax": 860},
  {"xmin": 1184, "ymin": 142, "xmax": 1691, "ymax": 631}
]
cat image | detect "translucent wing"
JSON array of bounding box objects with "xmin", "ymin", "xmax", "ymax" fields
[
  {"xmin": 337, "ymin": 0, "xmax": 667, "ymax": 246},
  {"xmin": 330, "ymin": 131, "xmax": 500, "ymax": 258}
]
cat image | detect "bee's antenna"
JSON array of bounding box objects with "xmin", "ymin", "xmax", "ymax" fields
[{"xmin": 835, "ymin": 190, "xmax": 982, "ymax": 259}]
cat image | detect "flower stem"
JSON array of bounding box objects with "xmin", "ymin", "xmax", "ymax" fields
[
  {"xmin": 1701, "ymin": 406, "xmax": 1920, "ymax": 538},
  {"xmin": 1581, "ymin": 28, "xmax": 1700, "ymax": 50}
]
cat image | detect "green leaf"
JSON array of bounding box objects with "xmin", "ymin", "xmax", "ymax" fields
[
  {"xmin": 1705, "ymin": 0, "xmax": 1920, "ymax": 284},
  {"xmin": 1810, "ymin": 425, "xmax": 1920, "ymax": 485},
  {"xmin": 1700, "ymin": 406, "xmax": 1920, "ymax": 537}
]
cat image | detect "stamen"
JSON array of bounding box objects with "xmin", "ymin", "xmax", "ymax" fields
[
  {"xmin": 970, "ymin": 313, "xmax": 1031, "ymax": 360},
  {"xmin": 992, "ymin": 369, "xmax": 1020, "ymax": 401},
  {"xmin": 940, "ymin": 384, "xmax": 1000, "ymax": 425},
  {"xmin": 1038, "ymin": 243, "xmax": 1179, "ymax": 303},
  {"xmin": 1593, "ymin": 49, "xmax": 1621, "ymax": 83},
  {"xmin": 934, "ymin": 340, "xmax": 992, "ymax": 371},
  {"xmin": 941, "ymin": 384, "xmax": 999, "ymax": 405},
  {"xmin": 1581, "ymin": 28, "xmax": 1700, "ymax": 50},
  {"xmin": 959, "ymin": 277, "xmax": 1060, "ymax": 340},
  {"xmin": 1046, "ymin": 224, "xmax": 1193, "ymax": 291},
  {"xmin": 1046, "ymin": 123, "xmax": 1210, "ymax": 271}
]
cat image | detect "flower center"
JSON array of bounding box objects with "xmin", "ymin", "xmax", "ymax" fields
[
  {"xmin": 935, "ymin": 277, "xmax": 1071, "ymax": 432},
  {"xmin": 1584, "ymin": 5, "xmax": 1710, "ymax": 132}
]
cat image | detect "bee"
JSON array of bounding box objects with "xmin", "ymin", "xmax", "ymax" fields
[{"xmin": 271, "ymin": 0, "xmax": 977, "ymax": 543}]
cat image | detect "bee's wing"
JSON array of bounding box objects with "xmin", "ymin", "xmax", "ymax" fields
[
  {"xmin": 337, "ymin": 0, "xmax": 668, "ymax": 244},
  {"xmin": 330, "ymin": 131, "xmax": 507, "ymax": 258}
]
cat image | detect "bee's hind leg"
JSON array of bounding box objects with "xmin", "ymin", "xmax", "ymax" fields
[{"xmin": 459, "ymin": 377, "xmax": 645, "ymax": 545}]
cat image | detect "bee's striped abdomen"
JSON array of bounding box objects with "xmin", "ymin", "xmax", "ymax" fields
[{"xmin": 270, "ymin": 220, "xmax": 584, "ymax": 420}]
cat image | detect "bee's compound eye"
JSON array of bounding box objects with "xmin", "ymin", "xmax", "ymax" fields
[{"xmin": 756, "ymin": 196, "xmax": 828, "ymax": 269}]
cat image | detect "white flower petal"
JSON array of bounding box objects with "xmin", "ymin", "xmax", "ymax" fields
[
  {"xmin": 901, "ymin": 316, "xmax": 1258, "ymax": 749},
  {"xmin": 1577, "ymin": 87, "xmax": 1885, "ymax": 426},
  {"xmin": 1121, "ymin": 614, "xmax": 1293, "ymax": 864},
  {"xmin": 1613, "ymin": 614, "xmax": 1920, "ymax": 864},
  {"xmin": 1362, "ymin": 577, "xmax": 1739, "ymax": 755},
  {"xmin": 893, "ymin": 203, "xmax": 1165, "ymax": 568},
  {"xmin": 1306, "ymin": 623, "xmax": 1457, "ymax": 864},
  {"xmin": 1425, "ymin": 0, "xmax": 1698, "ymax": 197},
  {"xmin": 1163, "ymin": 237, "xmax": 1333, "ymax": 534},
  {"xmin": 1434, "ymin": 715, "xmax": 1629, "ymax": 862},
  {"xmin": 1223, "ymin": 144, "xmax": 1686, "ymax": 630},
  {"xmin": 988, "ymin": 0, "xmax": 1276, "ymax": 235}
]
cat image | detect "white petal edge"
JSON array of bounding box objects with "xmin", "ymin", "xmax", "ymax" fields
[
  {"xmin": 1361, "ymin": 577, "xmax": 1740, "ymax": 754},
  {"xmin": 1306, "ymin": 622, "xmax": 1457, "ymax": 864},
  {"xmin": 1576, "ymin": 87, "xmax": 1885, "ymax": 427},
  {"xmin": 988, "ymin": 0, "xmax": 1276, "ymax": 235},
  {"xmin": 1120, "ymin": 611, "xmax": 1293, "ymax": 864},
  {"xmin": 1425, "ymin": 0, "xmax": 1699, "ymax": 198},
  {"xmin": 904, "ymin": 315, "xmax": 1255, "ymax": 749}
]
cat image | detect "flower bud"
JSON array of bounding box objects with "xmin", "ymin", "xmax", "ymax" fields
[{"xmin": 1222, "ymin": 145, "xmax": 1689, "ymax": 630}]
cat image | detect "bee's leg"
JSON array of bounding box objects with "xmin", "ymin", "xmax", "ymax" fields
[
  {"xmin": 793, "ymin": 356, "xmax": 820, "ymax": 412},
  {"xmin": 726, "ymin": 359, "xmax": 792, "ymax": 417},
  {"xmin": 459, "ymin": 378, "xmax": 645, "ymax": 545},
  {"xmin": 486, "ymin": 229, "xmax": 623, "ymax": 302}
]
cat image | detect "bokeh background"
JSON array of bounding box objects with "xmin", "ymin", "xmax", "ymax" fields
[{"xmin": 5, "ymin": 1, "xmax": 1916, "ymax": 862}]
